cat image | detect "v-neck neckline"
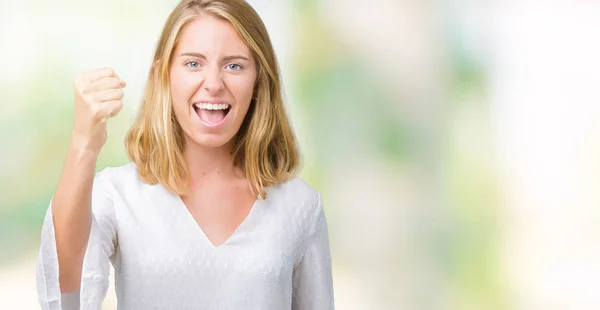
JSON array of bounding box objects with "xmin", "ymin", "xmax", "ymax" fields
[{"xmin": 172, "ymin": 191, "xmax": 263, "ymax": 249}]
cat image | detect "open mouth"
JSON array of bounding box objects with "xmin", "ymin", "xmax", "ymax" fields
[{"xmin": 193, "ymin": 103, "xmax": 232, "ymax": 126}]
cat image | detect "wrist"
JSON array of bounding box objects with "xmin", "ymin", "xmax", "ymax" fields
[{"xmin": 68, "ymin": 138, "xmax": 100, "ymax": 161}]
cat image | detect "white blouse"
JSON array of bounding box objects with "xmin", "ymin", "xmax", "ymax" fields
[{"xmin": 36, "ymin": 163, "xmax": 335, "ymax": 310}]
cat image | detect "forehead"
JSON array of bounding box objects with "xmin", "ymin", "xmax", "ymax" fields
[{"xmin": 176, "ymin": 14, "xmax": 251, "ymax": 56}]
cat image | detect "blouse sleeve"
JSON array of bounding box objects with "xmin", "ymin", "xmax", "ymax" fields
[
  {"xmin": 292, "ymin": 193, "xmax": 335, "ymax": 310},
  {"xmin": 36, "ymin": 168, "xmax": 118, "ymax": 310}
]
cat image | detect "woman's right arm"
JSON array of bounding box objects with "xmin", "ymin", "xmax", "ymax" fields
[
  {"xmin": 54, "ymin": 67, "xmax": 125, "ymax": 293},
  {"xmin": 37, "ymin": 67, "xmax": 126, "ymax": 309},
  {"xmin": 52, "ymin": 142, "xmax": 100, "ymax": 293}
]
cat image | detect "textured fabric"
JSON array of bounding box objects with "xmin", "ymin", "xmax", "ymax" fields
[
  {"xmin": 60, "ymin": 290, "xmax": 79, "ymax": 310},
  {"xmin": 36, "ymin": 163, "xmax": 335, "ymax": 310}
]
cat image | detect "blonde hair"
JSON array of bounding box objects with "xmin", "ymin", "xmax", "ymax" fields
[{"xmin": 125, "ymin": 0, "xmax": 299, "ymax": 199}]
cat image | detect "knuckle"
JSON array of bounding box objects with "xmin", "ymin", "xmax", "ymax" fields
[
  {"xmin": 73, "ymin": 77, "xmax": 83, "ymax": 89},
  {"xmin": 75, "ymin": 72, "xmax": 86, "ymax": 80}
]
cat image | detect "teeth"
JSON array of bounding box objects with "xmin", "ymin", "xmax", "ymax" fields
[{"xmin": 194, "ymin": 103, "xmax": 230, "ymax": 110}]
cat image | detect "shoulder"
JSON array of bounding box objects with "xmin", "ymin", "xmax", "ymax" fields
[
  {"xmin": 268, "ymin": 176, "xmax": 324, "ymax": 221},
  {"xmin": 272, "ymin": 178, "xmax": 330, "ymax": 253},
  {"xmin": 96, "ymin": 162, "xmax": 139, "ymax": 181},
  {"xmin": 270, "ymin": 177, "xmax": 321, "ymax": 203},
  {"xmin": 94, "ymin": 162, "xmax": 146, "ymax": 195}
]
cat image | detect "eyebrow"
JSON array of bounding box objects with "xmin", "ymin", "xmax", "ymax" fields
[{"xmin": 179, "ymin": 52, "xmax": 249, "ymax": 62}]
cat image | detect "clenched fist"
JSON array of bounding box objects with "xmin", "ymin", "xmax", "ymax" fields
[{"xmin": 71, "ymin": 67, "xmax": 126, "ymax": 154}]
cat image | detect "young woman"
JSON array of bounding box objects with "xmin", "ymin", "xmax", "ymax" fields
[{"xmin": 36, "ymin": 0, "xmax": 335, "ymax": 309}]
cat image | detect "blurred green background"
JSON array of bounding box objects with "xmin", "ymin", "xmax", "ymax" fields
[{"xmin": 2, "ymin": 1, "xmax": 600, "ymax": 309}]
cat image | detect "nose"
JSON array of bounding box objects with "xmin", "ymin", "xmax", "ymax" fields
[{"xmin": 202, "ymin": 66, "xmax": 224, "ymax": 94}]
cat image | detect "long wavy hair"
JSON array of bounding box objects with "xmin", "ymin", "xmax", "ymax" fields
[{"xmin": 125, "ymin": 0, "xmax": 299, "ymax": 199}]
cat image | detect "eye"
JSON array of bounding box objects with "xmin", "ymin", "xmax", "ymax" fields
[
  {"xmin": 226, "ymin": 63, "xmax": 243, "ymax": 71},
  {"xmin": 185, "ymin": 60, "xmax": 200, "ymax": 69}
]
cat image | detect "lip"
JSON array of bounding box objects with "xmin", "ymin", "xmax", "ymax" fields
[
  {"xmin": 192, "ymin": 101, "xmax": 232, "ymax": 128},
  {"xmin": 193, "ymin": 99, "xmax": 229, "ymax": 105}
]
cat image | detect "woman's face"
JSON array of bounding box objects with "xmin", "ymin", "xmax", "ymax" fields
[{"xmin": 169, "ymin": 14, "xmax": 257, "ymax": 149}]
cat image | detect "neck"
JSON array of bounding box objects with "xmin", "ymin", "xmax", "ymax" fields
[{"xmin": 183, "ymin": 138, "xmax": 241, "ymax": 189}]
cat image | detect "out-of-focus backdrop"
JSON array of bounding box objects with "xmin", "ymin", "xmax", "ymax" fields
[{"xmin": 2, "ymin": 1, "xmax": 600, "ymax": 309}]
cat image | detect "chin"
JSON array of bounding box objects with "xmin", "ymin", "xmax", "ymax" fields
[{"xmin": 186, "ymin": 132, "xmax": 235, "ymax": 149}]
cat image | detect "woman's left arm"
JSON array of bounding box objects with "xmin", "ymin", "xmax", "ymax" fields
[{"xmin": 292, "ymin": 193, "xmax": 335, "ymax": 310}]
